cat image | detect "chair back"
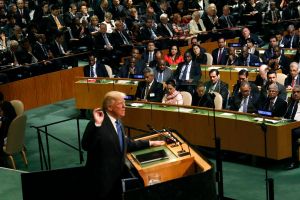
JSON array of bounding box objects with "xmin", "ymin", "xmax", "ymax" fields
[
  {"xmin": 212, "ymin": 92, "xmax": 223, "ymax": 109},
  {"xmin": 180, "ymin": 91, "xmax": 192, "ymax": 106},
  {"xmin": 4, "ymin": 114, "xmax": 27, "ymax": 154},
  {"xmin": 205, "ymin": 53, "xmax": 213, "ymax": 65},
  {"xmin": 276, "ymin": 73, "xmax": 287, "ymax": 86},
  {"xmin": 104, "ymin": 65, "xmax": 114, "ymax": 78},
  {"xmin": 10, "ymin": 100, "xmax": 24, "ymax": 116}
]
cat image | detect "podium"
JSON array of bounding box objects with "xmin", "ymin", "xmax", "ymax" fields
[
  {"xmin": 21, "ymin": 131, "xmax": 216, "ymax": 200},
  {"xmin": 123, "ymin": 131, "xmax": 217, "ymax": 200}
]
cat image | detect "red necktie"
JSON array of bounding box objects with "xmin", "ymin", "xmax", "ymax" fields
[{"xmin": 292, "ymin": 79, "xmax": 296, "ymax": 88}]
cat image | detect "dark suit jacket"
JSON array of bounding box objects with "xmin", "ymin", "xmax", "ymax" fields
[
  {"xmin": 156, "ymin": 23, "xmax": 174, "ymax": 37},
  {"xmin": 93, "ymin": 32, "xmax": 114, "ymax": 50},
  {"xmin": 33, "ymin": 42, "xmax": 50, "ymax": 61},
  {"xmin": 141, "ymin": 51, "xmax": 156, "ymax": 63},
  {"xmin": 283, "ymin": 34, "xmax": 299, "ymax": 49},
  {"xmin": 237, "ymin": 54, "xmax": 261, "ymax": 66},
  {"xmin": 82, "ymin": 113, "xmax": 149, "ymax": 199},
  {"xmin": 264, "ymin": 9, "xmax": 281, "ymax": 23},
  {"xmin": 205, "ymin": 80, "xmax": 229, "ymax": 108},
  {"xmin": 140, "ymin": 27, "xmax": 160, "ymax": 41},
  {"xmin": 269, "ymin": 55, "xmax": 290, "ymax": 75},
  {"xmin": 259, "ymin": 96, "xmax": 287, "ymax": 117},
  {"xmin": 83, "ymin": 63, "xmax": 109, "ymax": 77},
  {"xmin": 230, "ymin": 94, "xmax": 259, "ymax": 113},
  {"xmin": 212, "ymin": 48, "xmax": 228, "ymax": 65},
  {"xmin": 218, "ymin": 15, "xmax": 236, "ymax": 29},
  {"xmin": 46, "ymin": 14, "xmax": 65, "ymax": 36},
  {"xmin": 174, "ymin": 61, "xmax": 201, "ymax": 85},
  {"xmin": 135, "ymin": 80, "xmax": 163, "ymax": 102},
  {"xmin": 260, "ymin": 82, "xmax": 287, "ymax": 101},
  {"xmin": 112, "ymin": 30, "xmax": 132, "ymax": 47},
  {"xmin": 284, "ymin": 74, "xmax": 300, "ymax": 87},
  {"xmin": 232, "ymin": 81, "xmax": 260, "ymax": 97},
  {"xmin": 239, "ymin": 33, "xmax": 264, "ymax": 47},
  {"xmin": 192, "ymin": 93, "xmax": 214, "ymax": 108},
  {"xmin": 118, "ymin": 60, "xmax": 146, "ymax": 78}
]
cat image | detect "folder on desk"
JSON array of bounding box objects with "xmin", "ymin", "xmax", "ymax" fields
[{"xmin": 133, "ymin": 149, "xmax": 169, "ymax": 165}]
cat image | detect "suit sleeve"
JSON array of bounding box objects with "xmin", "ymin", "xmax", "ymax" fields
[
  {"xmin": 82, "ymin": 120, "xmax": 101, "ymax": 151},
  {"xmin": 126, "ymin": 138, "xmax": 150, "ymax": 152}
]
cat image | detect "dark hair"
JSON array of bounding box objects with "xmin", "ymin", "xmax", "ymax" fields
[
  {"xmin": 166, "ymin": 79, "xmax": 176, "ymax": 87},
  {"xmin": 209, "ymin": 69, "xmax": 219, "ymax": 76},
  {"xmin": 267, "ymin": 70, "xmax": 277, "ymax": 76},
  {"xmin": 238, "ymin": 69, "xmax": 249, "ymax": 77},
  {"xmin": 168, "ymin": 45, "xmax": 181, "ymax": 60}
]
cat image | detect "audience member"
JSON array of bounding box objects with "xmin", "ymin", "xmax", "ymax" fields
[
  {"xmin": 284, "ymin": 62, "xmax": 300, "ymax": 89},
  {"xmin": 192, "ymin": 82, "xmax": 214, "ymax": 108},
  {"xmin": 230, "ymin": 81, "xmax": 259, "ymax": 113},
  {"xmin": 259, "ymin": 83, "xmax": 287, "ymax": 117},
  {"xmin": 204, "ymin": 69, "xmax": 229, "ymax": 108},
  {"xmin": 162, "ymin": 79, "xmax": 183, "ymax": 105},
  {"xmin": 135, "ymin": 67, "xmax": 163, "ymax": 102}
]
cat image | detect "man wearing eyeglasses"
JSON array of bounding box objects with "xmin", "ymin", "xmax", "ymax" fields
[{"xmin": 284, "ymin": 85, "xmax": 300, "ymax": 169}]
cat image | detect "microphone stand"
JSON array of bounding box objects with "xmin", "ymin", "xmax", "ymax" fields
[
  {"xmin": 260, "ymin": 117, "xmax": 274, "ymax": 200},
  {"xmin": 210, "ymin": 92, "xmax": 224, "ymax": 200}
]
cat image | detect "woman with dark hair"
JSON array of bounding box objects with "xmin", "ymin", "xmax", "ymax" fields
[
  {"xmin": 162, "ymin": 80, "xmax": 183, "ymax": 105},
  {"xmin": 164, "ymin": 45, "xmax": 183, "ymax": 65},
  {"xmin": 192, "ymin": 44, "xmax": 207, "ymax": 64}
]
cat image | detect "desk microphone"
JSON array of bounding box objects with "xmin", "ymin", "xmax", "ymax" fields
[
  {"xmin": 165, "ymin": 128, "xmax": 191, "ymax": 157},
  {"xmin": 146, "ymin": 124, "xmax": 177, "ymax": 145}
]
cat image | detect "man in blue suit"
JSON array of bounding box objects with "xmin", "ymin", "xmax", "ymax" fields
[{"xmin": 212, "ymin": 37, "xmax": 228, "ymax": 65}]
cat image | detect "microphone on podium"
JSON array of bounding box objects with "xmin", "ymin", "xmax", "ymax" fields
[
  {"xmin": 146, "ymin": 124, "xmax": 177, "ymax": 145},
  {"xmin": 166, "ymin": 128, "xmax": 191, "ymax": 157}
]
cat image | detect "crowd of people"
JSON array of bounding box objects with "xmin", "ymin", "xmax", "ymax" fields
[{"xmin": 0, "ymin": 0, "xmax": 299, "ymax": 83}]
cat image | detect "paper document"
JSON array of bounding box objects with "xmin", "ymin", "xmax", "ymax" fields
[
  {"xmin": 220, "ymin": 113, "xmax": 234, "ymax": 116},
  {"xmin": 178, "ymin": 108, "xmax": 194, "ymax": 113},
  {"xmin": 130, "ymin": 103, "xmax": 144, "ymax": 107},
  {"xmin": 253, "ymin": 118, "xmax": 281, "ymax": 124}
]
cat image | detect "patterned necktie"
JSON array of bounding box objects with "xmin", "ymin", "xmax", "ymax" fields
[
  {"xmin": 115, "ymin": 120, "xmax": 123, "ymax": 151},
  {"xmin": 217, "ymin": 49, "xmax": 222, "ymax": 64},
  {"xmin": 144, "ymin": 84, "xmax": 150, "ymax": 99},
  {"xmin": 243, "ymin": 97, "xmax": 248, "ymax": 113}
]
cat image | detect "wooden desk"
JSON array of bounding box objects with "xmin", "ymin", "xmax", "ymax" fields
[
  {"xmin": 74, "ymin": 78, "xmax": 139, "ymax": 109},
  {"xmin": 122, "ymin": 102, "xmax": 300, "ymax": 160}
]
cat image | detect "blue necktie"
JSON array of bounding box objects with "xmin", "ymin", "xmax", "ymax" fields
[{"xmin": 115, "ymin": 120, "xmax": 123, "ymax": 151}]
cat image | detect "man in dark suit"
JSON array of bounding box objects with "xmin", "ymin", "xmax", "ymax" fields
[
  {"xmin": 135, "ymin": 67, "xmax": 164, "ymax": 102},
  {"xmin": 141, "ymin": 41, "xmax": 156, "ymax": 65},
  {"xmin": 263, "ymin": 36, "xmax": 279, "ymax": 64},
  {"xmin": 239, "ymin": 27, "xmax": 264, "ymax": 47},
  {"xmin": 15, "ymin": 0, "xmax": 30, "ymax": 29},
  {"xmin": 230, "ymin": 81, "xmax": 259, "ymax": 113},
  {"xmin": 82, "ymin": 91, "xmax": 164, "ymax": 199},
  {"xmin": 237, "ymin": 46, "xmax": 261, "ymax": 67},
  {"xmin": 212, "ymin": 37, "xmax": 228, "ymax": 65},
  {"xmin": 261, "ymin": 70, "xmax": 287, "ymax": 101},
  {"xmin": 118, "ymin": 57, "xmax": 146, "ymax": 78},
  {"xmin": 140, "ymin": 18, "xmax": 162, "ymax": 42},
  {"xmin": 264, "ymin": 1, "xmax": 282, "ymax": 33},
  {"xmin": 156, "ymin": 13, "xmax": 174, "ymax": 48},
  {"xmin": 285, "ymin": 62, "xmax": 300, "ymax": 89},
  {"xmin": 259, "ymin": 83, "xmax": 287, "ymax": 117},
  {"xmin": 218, "ymin": 5, "xmax": 237, "ymax": 39},
  {"xmin": 112, "ymin": 20, "xmax": 132, "ymax": 55},
  {"xmin": 83, "ymin": 54, "xmax": 109, "ymax": 77},
  {"xmin": 63, "ymin": 3, "xmax": 77, "ymax": 27},
  {"xmin": 45, "ymin": 4, "xmax": 66, "ymax": 39},
  {"xmin": 268, "ymin": 46, "xmax": 290, "ymax": 74},
  {"xmin": 283, "ymin": 24, "xmax": 299, "ymax": 49},
  {"xmin": 284, "ymin": 85, "xmax": 300, "ymax": 169},
  {"xmin": 254, "ymin": 64, "xmax": 269, "ymax": 87},
  {"xmin": 204, "ymin": 69, "xmax": 229, "ymax": 109},
  {"xmin": 192, "ymin": 82, "xmax": 214, "ymax": 108},
  {"xmin": 232, "ymin": 69, "xmax": 259, "ymax": 97},
  {"xmin": 174, "ymin": 52, "xmax": 201, "ymax": 94}
]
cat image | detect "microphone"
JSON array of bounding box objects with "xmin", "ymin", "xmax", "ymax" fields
[
  {"xmin": 166, "ymin": 128, "xmax": 191, "ymax": 157},
  {"xmin": 146, "ymin": 124, "xmax": 177, "ymax": 145}
]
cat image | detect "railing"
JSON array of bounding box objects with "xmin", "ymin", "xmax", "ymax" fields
[
  {"xmin": 30, "ymin": 115, "xmax": 150, "ymax": 170},
  {"xmin": 30, "ymin": 117, "xmax": 83, "ymax": 170}
]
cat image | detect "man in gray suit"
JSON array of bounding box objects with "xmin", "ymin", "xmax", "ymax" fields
[{"xmin": 153, "ymin": 59, "xmax": 173, "ymax": 85}]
